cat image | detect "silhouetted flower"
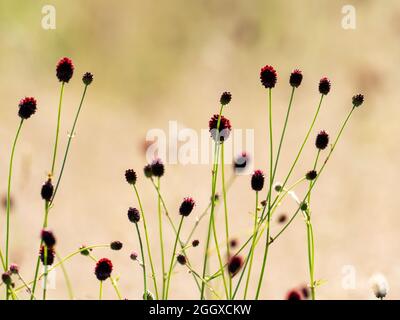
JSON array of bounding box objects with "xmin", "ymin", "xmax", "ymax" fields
[
  {"xmin": 151, "ymin": 158, "xmax": 165, "ymax": 177},
  {"xmin": 306, "ymin": 170, "xmax": 317, "ymax": 181},
  {"xmin": 352, "ymin": 94, "xmax": 364, "ymax": 107},
  {"xmin": 251, "ymin": 170, "xmax": 265, "ymax": 191},
  {"xmin": 40, "ymin": 246, "xmax": 55, "ymax": 266},
  {"xmin": 227, "ymin": 255, "xmax": 243, "ymax": 277},
  {"xmin": 18, "ymin": 97, "xmax": 37, "ymax": 119},
  {"xmin": 125, "ymin": 169, "xmax": 137, "ymax": 185},
  {"xmin": 41, "ymin": 229, "xmax": 56, "ymax": 248},
  {"xmin": 82, "ymin": 72, "xmax": 93, "ymax": 86},
  {"xmin": 9, "ymin": 264, "xmax": 19, "ymax": 274},
  {"xmin": 56, "ymin": 57, "xmax": 74, "ymax": 83},
  {"xmin": 192, "ymin": 240, "xmax": 200, "ymax": 247},
  {"xmin": 260, "ymin": 65, "xmax": 277, "ymax": 88},
  {"xmin": 1, "ymin": 272, "xmax": 12, "ymax": 286},
  {"xmin": 130, "ymin": 251, "xmax": 138, "ymax": 261},
  {"xmin": 315, "ymin": 130, "xmax": 329, "ymax": 150},
  {"xmin": 94, "ymin": 258, "xmax": 113, "ymax": 281},
  {"xmin": 300, "ymin": 202, "xmax": 308, "ymax": 211},
  {"xmin": 318, "ymin": 77, "xmax": 331, "ymax": 95},
  {"xmin": 176, "ymin": 254, "xmax": 187, "ymax": 265},
  {"xmin": 209, "ymin": 114, "xmax": 232, "ymax": 142},
  {"xmin": 220, "ymin": 91, "xmax": 232, "ymax": 106},
  {"xmin": 110, "ymin": 241, "xmax": 123, "ymax": 251},
  {"xmin": 179, "ymin": 197, "xmax": 195, "ymax": 216},
  {"xmin": 143, "ymin": 164, "xmax": 153, "ymax": 178},
  {"xmin": 41, "ymin": 178, "xmax": 54, "ymax": 202},
  {"xmin": 128, "ymin": 207, "xmax": 140, "ymax": 223},
  {"xmin": 290, "ymin": 69, "xmax": 303, "ymax": 88}
]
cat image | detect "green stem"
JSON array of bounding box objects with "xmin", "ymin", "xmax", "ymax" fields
[
  {"xmin": 157, "ymin": 178, "xmax": 166, "ymax": 299},
  {"xmin": 50, "ymin": 82, "xmax": 65, "ymax": 176},
  {"xmin": 5, "ymin": 119, "xmax": 24, "ymax": 299},
  {"xmin": 165, "ymin": 216, "xmax": 184, "ymax": 299},
  {"xmin": 133, "ymin": 185, "xmax": 159, "ymax": 299},
  {"xmin": 99, "ymin": 281, "xmax": 103, "ymax": 300},
  {"xmin": 56, "ymin": 251, "xmax": 74, "ymax": 299},
  {"xmin": 43, "ymin": 245, "xmax": 48, "ymax": 300},
  {"xmin": 135, "ymin": 223, "xmax": 147, "ymax": 300}
]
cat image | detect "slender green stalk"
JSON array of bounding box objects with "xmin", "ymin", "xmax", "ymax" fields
[
  {"xmin": 165, "ymin": 216, "xmax": 184, "ymax": 299},
  {"xmin": 50, "ymin": 82, "xmax": 65, "ymax": 176},
  {"xmin": 157, "ymin": 178, "xmax": 166, "ymax": 299},
  {"xmin": 255, "ymin": 88, "xmax": 274, "ymax": 299},
  {"xmin": 110, "ymin": 276, "xmax": 122, "ymax": 300},
  {"xmin": 243, "ymin": 191, "xmax": 258, "ymax": 299},
  {"xmin": 43, "ymin": 245, "xmax": 48, "ymax": 300},
  {"xmin": 55, "ymin": 251, "xmax": 74, "ymax": 299},
  {"xmin": 220, "ymin": 142, "xmax": 231, "ymax": 298},
  {"xmin": 5, "ymin": 119, "xmax": 24, "ymax": 299},
  {"xmin": 51, "ymin": 84, "xmax": 88, "ymax": 203},
  {"xmin": 133, "ymin": 185, "xmax": 159, "ymax": 299},
  {"xmin": 17, "ymin": 273, "xmax": 33, "ymax": 297},
  {"xmin": 99, "ymin": 281, "xmax": 103, "ymax": 300},
  {"xmin": 135, "ymin": 223, "xmax": 147, "ymax": 300},
  {"xmin": 185, "ymin": 263, "xmax": 221, "ymax": 299}
]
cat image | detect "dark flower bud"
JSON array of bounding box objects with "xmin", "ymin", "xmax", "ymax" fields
[
  {"xmin": 56, "ymin": 57, "xmax": 74, "ymax": 83},
  {"xmin": 227, "ymin": 255, "xmax": 243, "ymax": 277},
  {"xmin": 143, "ymin": 164, "xmax": 153, "ymax": 178},
  {"xmin": 41, "ymin": 229, "xmax": 56, "ymax": 248},
  {"xmin": 128, "ymin": 207, "xmax": 140, "ymax": 223},
  {"xmin": 260, "ymin": 65, "xmax": 277, "ymax": 88},
  {"xmin": 209, "ymin": 114, "xmax": 232, "ymax": 142},
  {"xmin": 79, "ymin": 245, "xmax": 92, "ymax": 256},
  {"xmin": 229, "ymin": 238, "xmax": 238, "ymax": 248},
  {"xmin": 315, "ymin": 130, "xmax": 329, "ymax": 150},
  {"xmin": 318, "ymin": 77, "xmax": 331, "ymax": 95},
  {"xmin": 151, "ymin": 158, "xmax": 165, "ymax": 177},
  {"xmin": 40, "ymin": 246, "xmax": 55, "ymax": 266},
  {"xmin": 300, "ymin": 202, "xmax": 308, "ymax": 211},
  {"xmin": 9, "ymin": 264, "xmax": 19, "ymax": 274},
  {"xmin": 352, "ymin": 94, "xmax": 364, "ymax": 107},
  {"xmin": 18, "ymin": 97, "xmax": 37, "ymax": 120},
  {"xmin": 251, "ymin": 170, "xmax": 265, "ymax": 191},
  {"xmin": 274, "ymin": 183, "xmax": 283, "ymax": 192},
  {"xmin": 125, "ymin": 169, "xmax": 137, "ymax": 185},
  {"xmin": 286, "ymin": 289, "xmax": 302, "ymax": 300},
  {"xmin": 305, "ymin": 170, "xmax": 317, "ymax": 181},
  {"xmin": 110, "ymin": 241, "xmax": 123, "ymax": 251},
  {"xmin": 192, "ymin": 239, "xmax": 200, "ymax": 247},
  {"xmin": 1, "ymin": 272, "xmax": 12, "ymax": 286},
  {"xmin": 176, "ymin": 254, "xmax": 187, "ymax": 265},
  {"xmin": 82, "ymin": 72, "xmax": 93, "ymax": 86},
  {"xmin": 179, "ymin": 197, "xmax": 195, "ymax": 216},
  {"xmin": 94, "ymin": 258, "xmax": 113, "ymax": 281},
  {"xmin": 130, "ymin": 251, "xmax": 138, "ymax": 261},
  {"xmin": 277, "ymin": 213, "xmax": 287, "ymax": 224},
  {"xmin": 290, "ymin": 69, "xmax": 303, "ymax": 88},
  {"xmin": 220, "ymin": 91, "xmax": 232, "ymax": 106},
  {"xmin": 41, "ymin": 178, "xmax": 54, "ymax": 202}
]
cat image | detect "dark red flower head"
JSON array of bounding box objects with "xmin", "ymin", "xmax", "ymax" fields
[
  {"xmin": 143, "ymin": 164, "xmax": 153, "ymax": 178},
  {"xmin": 41, "ymin": 229, "xmax": 56, "ymax": 248},
  {"xmin": 227, "ymin": 255, "xmax": 243, "ymax": 277},
  {"xmin": 318, "ymin": 77, "xmax": 331, "ymax": 95},
  {"xmin": 352, "ymin": 94, "xmax": 364, "ymax": 107},
  {"xmin": 260, "ymin": 65, "xmax": 277, "ymax": 89},
  {"xmin": 94, "ymin": 258, "xmax": 113, "ymax": 281},
  {"xmin": 315, "ymin": 130, "xmax": 329, "ymax": 150},
  {"xmin": 220, "ymin": 91, "xmax": 232, "ymax": 106},
  {"xmin": 286, "ymin": 289, "xmax": 302, "ymax": 300},
  {"xmin": 151, "ymin": 158, "xmax": 165, "ymax": 177},
  {"xmin": 234, "ymin": 152, "xmax": 250, "ymax": 172},
  {"xmin": 9, "ymin": 263, "xmax": 19, "ymax": 274},
  {"xmin": 125, "ymin": 169, "xmax": 137, "ymax": 185},
  {"xmin": 251, "ymin": 170, "xmax": 265, "ymax": 191},
  {"xmin": 41, "ymin": 178, "xmax": 54, "ymax": 202},
  {"xmin": 305, "ymin": 170, "xmax": 317, "ymax": 181},
  {"xmin": 110, "ymin": 241, "xmax": 123, "ymax": 251},
  {"xmin": 18, "ymin": 97, "xmax": 37, "ymax": 119},
  {"xmin": 56, "ymin": 57, "xmax": 74, "ymax": 83},
  {"xmin": 39, "ymin": 246, "xmax": 55, "ymax": 266},
  {"xmin": 179, "ymin": 197, "xmax": 195, "ymax": 217},
  {"xmin": 209, "ymin": 114, "xmax": 232, "ymax": 142},
  {"xmin": 128, "ymin": 207, "xmax": 140, "ymax": 223},
  {"xmin": 290, "ymin": 69, "xmax": 303, "ymax": 88},
  {"xmin": 82, "ymin": 72, "xmax": 93, "ymax": 86},
  {"xmin": 192, "ymin": 239, "xmax": 200, "ymax": 247},
  {"xmin": 1, "ymin": 272, "xmax": 12, "ymax": 286},
  {"xmin": 176, "ymin": 254, "xmax": 187, "ymax": 265}
]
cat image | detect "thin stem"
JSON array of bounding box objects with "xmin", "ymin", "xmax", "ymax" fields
[
  {"xmin": 5, "ymin": 119, "xmax": 24, "ymax": 299},
  {"xmin": 243, "ymin": 191, "xmax": 258, "ymax": 299},
  {"xmin": 165, "ymin": 216, "xmax": 184, "ymax": 299},
  {"xmin": 50, "ymin": 82, "xmax": 65, "ymax": 176},
  {"xmin": 99, "ymin": 281, "xmax": 103, "ymax": 300},
  {"xmin": 110, "ymin": 277, "xmax": 122, "ymax": 300},
  {"xmin": 221, "ymin": 142, "xmax": 231, "ymax": 298},
  {"xmin": 133, "ymin": 185, "xmax": 159, "ymax": 299},
  {"xmin": 43, "ymin": 245, "xmax": 48, "ymax": 300},
  {"xmin": 135, "ymin": 223, "xmax": 147, "ymax": 300},
  {"xmin": 157, "ymin": 178, "xmax": 166, "ymax": 299},
  {"xmin": 55, "ymin": 251, "xmax": 74, "ymax": 299}
]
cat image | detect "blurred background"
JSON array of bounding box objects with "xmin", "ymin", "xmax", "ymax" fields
[{"xmin": 0, "ymin": 0, "xmax": 398, "ymax": 299}]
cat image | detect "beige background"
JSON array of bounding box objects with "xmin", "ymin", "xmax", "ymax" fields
[{"xmin": 0, "ymin": 0, "xmax": 398, "ymax": 299}]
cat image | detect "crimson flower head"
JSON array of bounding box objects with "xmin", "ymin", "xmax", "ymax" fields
[
  {"xmin": 318, "ymin": 77, "xmax": 331, "ymax": 95},
  {"xmin": 315, "ymin": 130, "xmax": 329, "ymax": 150},
  {"xmin": 39, "ymin": 246, "xmax": 55, "ymax": 266},
  {"xmin": 110, "ymin": 241, "xmax": 123, "ymax": 251},
  {"xmin": 18, "ymin": 97, "xmax": 37, "ymax": 119},
  {"xmin": 95, "ymin": 258, "xmax": 113, "ymax": 281},
  {"xmin": 176, "ymin": 254, "xmax": 187, "ymax": 265},
  {"xmin": 56, "ymin": 57, "xmax": 74, "ymax": 83},
  {"xmin": 151, "ymin": 158, "xmax": 165, "ymax": 177},
  {"xmin": 179, "ymin": 197, "xmax": 195, "ymax": 217},
  {"xmin": 41, "ymin": 229, "xmax": 56, "ymax": 248},
  {"xmin": 128, "ymin": 207, "xmax": 140, "ymax": 223},
  {"xmin": 290, "ymin": 69, "xmax": 303, "ymax": 88},
  {"xmin": 41, "ymin": 178, "xmax": 54, "ymax": 202},
  {"xmin": 286, "ymin": 289, "xmax": 302, "ymax": 300},
  {"xmin": 227, "ymin": 255, "xmax": 243, "ymax": 277},
  {"xmin": 260, "ymin": 65, "xmax": 277, "ymax": 88},
  {"xmin": 209, "ymin": 114, "xmax": 232, "ymax": 142},
  {"xmin": 251, "ymin": 170, "xmax": 265, "ymax": 191}
]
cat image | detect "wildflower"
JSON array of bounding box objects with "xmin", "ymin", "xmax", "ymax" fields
[
  {"xmin": 318, "ymin": 77, "xmax": 331, "ymax": 95},
  {"xmin": 220, "ymin": 91, "xmax": 232, "ymax": 106},
  {"xmin": 179, "ymin": 197, "xmax": 195, "ymax": 216},
  {"xmin": 110, "ymin": 241, "xmax": 123, "ymax": 251},
  {"xmin": 192, "ymin": 240, "xmax": 200, "ymax": 247},
  {"xmin": 79, "ymin": 245, "xmax": 92, "ymax": 256},
  {"xmin": 306, "ymin": 170, "xmax": 317, "ymax": 181},
  {"xmin": 143, "ymin": 164, "xmax": 153, "ymax": 178},
  {"xmin": 176, "ymin": 254, "xmax": 187, "ymax": 265},
  {"xmin": 56, "ymin": 57, "xmax": 74, "ymax": 83},
  {"xmin": 39, "ymin": 246, "xmax": 55, "ymax": 266},
  {"xmin": 209, "ymin": 114, "xmax": 232, "ymax": 142},
  {"xmin": 290, "ymin": 69, "xmax": 303, "ymax": 88},
  {"xmin": 9, "ymin": 264, "xmax": 19, "ymax": 274},
  {"xmin": 234, "ymin": 152, "xmax": 249, "ymax": 172},
  {"xmin": 41, "ymin": 178, "xmax": 54, "ymax": 202},
  {"xmin": 127, "ymin": 207, "xmax": 140, "ymax": 223},
  {"xmin": 229, "ymin": 238, "xmax": 238, "ymax": 248},
  {"xmin": 94, "ymin": 258, "xmax": 113, "ymax": 281},
  {"xmin": 82, "ymin": 72, "xmax": 93, "ymax": 86},
  {"xmin": 251, "ymin": 170, "xmax": 265, "ymax": 191},
  {"xmin": 130, "ymin": 251, "xmax": 138, "ymax": 261},
  {"xmin": 286, "ymin": 289, "xmax": 302, "ymax": 300},
  {"xmin": 260, "ymin": 65, "xmax": 277, "ymax": 88},
  {"xmin": 315, "ymin": 130, "xmax": 329, "ymax": 150},
  {"xmin": 151, "ymin": 158, "xmax": 165, "ymax": 177},
  {"xmin": 125, "ymin": 169, "xmax": 137, "ymax": 185},
  {"xmin": 352, "ymin": 94, "xmax": 364, "ymax": 107},
  {"xmin": 1, "ymin": 272, "xmax": 12, "ymax": 286},
  {"xmin": 369, "ymin": 273, "xmax": 389, "ymax": 299},
  {"xmin": 227, "ymin": 255, "xmax": 243, "ymax": 277},
  {"xmin": 18, "ymin": 97, "xmax": 37, "ymax": 120},
  {"xmin": 41, "ymin": 229, "xmax": 56, "ymax": 248}
]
